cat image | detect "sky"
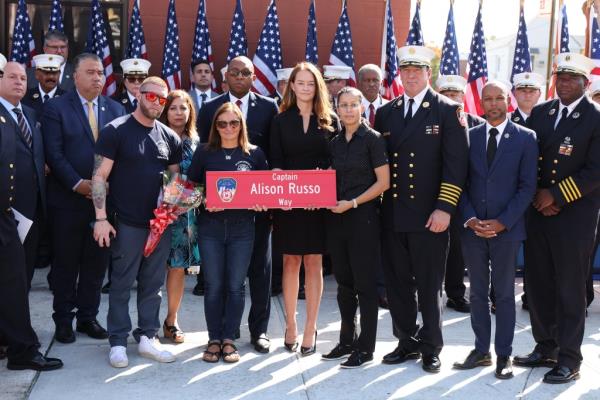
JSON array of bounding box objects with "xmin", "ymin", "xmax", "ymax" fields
[{"xmin": 415, "ymin": 0, "xmax": 587, "ymax": 54}]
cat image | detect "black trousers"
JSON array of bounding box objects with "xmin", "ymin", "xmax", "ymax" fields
[
  {"xmin": 445, "ymin": 219, "xmax": 466, "ymax": 299},
  {"xmin": 0, "ymin": 222, "xmax": 39, "ymax": 361},
  {"xmin": 525, "ymin": 220, "xmax": 593, "ymax": 370},
  {"xmin": 247, "ymin": 212, "xmax": 272, "ymax": 337},
  {"xmin": 327, "ymin": 204, "xmax": 380, "ymax": 353},
  {"xmin": 50, "ymin": 206, "xmax": 110, "ymax": 325},
  {"xmin": 23, "ymin": 203, "xmax": 43, "ymax": 290},
  {"xmin": 382, "ymin": 229, "xmax": 448, "ymax": 356}
]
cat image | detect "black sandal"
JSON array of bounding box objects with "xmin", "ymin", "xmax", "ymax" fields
[
  {"xmin": 163, "ymin": 321, "xmax": 185, "ymax": 343},
  {"xmin": 202, "ymin": 341, "xmax": 222, "ymax": 363},
  {"xmin": 221, "ymin": 342, "xmax": 240, "ymax": 363}
]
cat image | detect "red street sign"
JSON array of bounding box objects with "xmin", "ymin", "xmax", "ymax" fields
[{"xmin": 205, "ymin": 170, "xmax": 337, "ymax": 209}]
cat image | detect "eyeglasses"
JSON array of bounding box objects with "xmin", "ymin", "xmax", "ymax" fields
[
  {"xmin": 216, "ymin": 120, "xmax": 241, "ymax": 129},
  {"xmin": 45, "ymin": 45, "xmax": 68, "ymax": 51},
  {"xmin": 228, "ymin": 69, "xmax": 253, "ymax": 78},
  {"xmin": 126, "ymin": 76, "xmax": 146, "ymax": 84},
  {"xmin": 141, "ymin": 91, "xmax": 167, "ymax": 106},
  {"xmin": 337, "ymin": 103, "xmax": 361, "ymax": 110}
]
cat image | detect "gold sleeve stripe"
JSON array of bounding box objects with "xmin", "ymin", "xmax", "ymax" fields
[
  {"xmin": 563, "ymin": 179, "xmax": 579, "ymax": 201},
  {"xmin": 558, "ymin": 181, "xmax": 574, "ymax": 203},
  {"xmin": 441, "ymin": 183, "xmax": 462, "ymax": 194},
  {"xmin": 439, "ymin": 191, "xmax": 460, "ymax": 202},
  {"xmin": 438, "ymin": 194, "xmax": 458, "ymax": 206},
  {"xmin": 567, "ymin": 176, "xmax": 582, "ymax": 198}
]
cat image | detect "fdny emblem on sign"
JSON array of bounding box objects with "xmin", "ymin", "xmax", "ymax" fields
[{"xmin": 216, "ymin": 178, "xmax": 237, "ymax": 203}]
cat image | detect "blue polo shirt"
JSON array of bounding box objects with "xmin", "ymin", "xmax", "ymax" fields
[{"xmin": 95, "ymin": 114, "xmax": 182, "ymax": 227}]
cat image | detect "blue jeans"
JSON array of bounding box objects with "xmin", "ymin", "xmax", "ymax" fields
[{"xmin": 198, "ymin": 214, "xmax": 255, "ymax": 341}]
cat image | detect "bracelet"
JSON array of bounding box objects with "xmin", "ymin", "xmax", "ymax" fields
[
  {"xmin": 96, "ymin": 218, "xmax": 107, "ymax": 222},
  {"xmin": 352, "ymin": 198, "xmax": 358, "ymax": 208}
]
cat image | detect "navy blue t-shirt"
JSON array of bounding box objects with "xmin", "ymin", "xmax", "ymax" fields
[
  {"xmin": 188, "ymin": 144, "xmax": 268, "ymax": 219},
  {"xmin": 95, "ymin": 115, "xmax": 182, "ymax": 227}
]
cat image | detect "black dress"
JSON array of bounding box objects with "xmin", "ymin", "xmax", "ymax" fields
[{"xmin": 270, "ymin": 106, "xmax": 337, "ymax": 254}]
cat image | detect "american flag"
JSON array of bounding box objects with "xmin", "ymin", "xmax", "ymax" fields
[
  {"xmin": 587, "ymin": 3, "xmax": 600, "ymax": 76},
  {"xmin": 161, "ymin": 0, "xmax": 182, "ymax": 90},
  {"xmin": 440, "ymin": 2, "xmax": 459, "ymax": 75},
  {"xmin": 305, "ymin": 0, "xmax": 318, "ymax": 64},
  {"xmin": 226, "ymin": 0, "xmax": 248, "ymax": 62},
  {"xmin": 510, "ymin": 4, "xmax": 532, "ymax": 81},
  {"xmin": 48, "ymin": 0, "xmax": 64, "ymax": 32},
  {"xmin": 125, "ymin": 0, "xmax": 147, "ymax": 59},
  {"xmin": 382, "ymin": 0, "xmax": 402, "ymax": 99},
  {"xmin": 10, "ymin": 0, "xmax": 36, "ymax": 67},
  {"xmin": 252, "ymin": 0, "xmax": 283, "ymax": 96},
  {"xmin": 464, "ymin": 2, "xmax": 488, "ymax": 116},
  {"xmin": 328, "ymin": 0, "xmax": 356, "ymax": 86},
  {"xmin": 191, "ymin": 0, "xmax": 215, "ymax": 90},
  {"xmin": 405, "ymin": 0, "xmax": 424, "ymax": 46},
  {"xmin": 85, "ymin": 0, "xmax": 116, "ymax": 95},
  {"xmin": 547, "ymin": 3, "xmax": 570, "ymax": 98}
]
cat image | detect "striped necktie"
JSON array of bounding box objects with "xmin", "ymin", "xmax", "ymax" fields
[{"xmin": 12, "ymin": 108, "xmax": 32, "ymax": 148}]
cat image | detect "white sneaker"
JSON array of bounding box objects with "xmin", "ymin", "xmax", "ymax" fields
[
  {"xmin": 138, "ymin": 335, "xmax": 176, "ymax": 363},
  {"xmin": 109, "ymin": 346, "xmax": 128, "ymax": 368}
]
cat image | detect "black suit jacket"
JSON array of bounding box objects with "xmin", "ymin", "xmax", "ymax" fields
[
  {"xmin": 42, "ymin": 89, "xmax": 126, "ymax": 211},
  {"xmin": 510, "ymin": 109, "xmax": 528, "ymax": 126},
  {"xmin": 21, "ymin": 86, "xmax": 65, "ymax": 119},
  {"xmin": 0, "ymin": 111, "xmax": 18, "ymax": 245},
  {"xmin": 197, "ymin": 92, "xmax": 279, "ymax": 158},
  {"xmin": 112, "ymin": 91, "xmax": 136, "ymax": 114},
  {"xmin": 0, "ymin": 103, "xmax": 46, "ymax": 221}
]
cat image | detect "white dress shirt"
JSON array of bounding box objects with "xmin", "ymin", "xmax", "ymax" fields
[
  {"xmin": 554, "ymin": 95, "xmax": 585, "ymax": 129},
  {"xmin": 403, "ymin": 86, "xmax": 429, "ymax": 117},
  {"xmin": 229, "ymin": 92, "xmax": 251, "ymax": 119},
  {"xmin": 485, "ymin": 117, "xmax": 508, "ymax": 149}
]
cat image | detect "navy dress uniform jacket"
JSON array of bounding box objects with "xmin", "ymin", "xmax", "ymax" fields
[
  {"xmin": 112, "ymin": 91, "xmax": 136, "ymax": 114},
  {"xmin": 22, "ymin": 86, "xmax": 65, "ymax": 118}
]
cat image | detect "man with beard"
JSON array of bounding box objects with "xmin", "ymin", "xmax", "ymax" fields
[
  {"xmin": 92, "ymin": 76, "xmax": 182, "ymax": 368},
  {"xmin": 22, "ymin": 54, "xmax": 65, "ymax": 117}
]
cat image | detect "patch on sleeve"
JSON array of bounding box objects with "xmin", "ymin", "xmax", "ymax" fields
[{"xmin": 456, "ymin": 107, "xmax": 467, "ymax": 128}]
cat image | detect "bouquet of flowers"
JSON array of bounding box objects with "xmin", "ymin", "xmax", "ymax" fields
[{"xmin": 143, "ymin": 172, "xmax": 203, "ymax": 257}]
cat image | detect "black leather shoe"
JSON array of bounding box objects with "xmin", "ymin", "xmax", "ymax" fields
[
  {"xmin": 322, "ymin": 343, "xmax": 353, "ymax": 360},
  {"xmin": 192, "ymin": 283, "xmax": 204, "ymax": 296},
  {"xmin": 340, "ymin": 351, "xmax": 374, "ymax": 368},
  {"xmin": 422, "ymin": 354, "xmax": 441, "ymax": 373},
  {"xmin": 7, "ymin": 352, "xmax": 63, "ymax": 371},
  {"xmin": 76, "ymin": 319, "xmax": 109, "ymax": 339},
  {"xmin": 543, "ymin": 365, "xmax": 580, "ymax": 384},
  {"xmin": 251, "ymin": 333, "xmax": 270, "ymax": 353},
  {"xmin": 300, "ymin": 331, "xmax": 317, "ymax": 356},
  {"xmin": 495, "ymin": 356, "xmax": 514, "ymax": 379},
  {"xmin": 446, "ymin": 297, "xmax": 470, "ymax": 313},
  {"xmin": 101, "ymin": 282, "xmax": 110, "ymax": 294},
  {"xmin": 513, "ymin": 351, "xmax": 557, "ymax": 368},
  {"xmin": 0, "ymin": 345, "xmax": 7, "ymax": 360},
  {"xmin": 382, "ymin": 346, "xmax": 421, "ymax": 364},
  {"xmin": 55, "ymin": 324, "xmax": 75, "ymax": 343},
  {"xmin": 453, "ymin": 349, "xmax": 492, "ymax": 370}
]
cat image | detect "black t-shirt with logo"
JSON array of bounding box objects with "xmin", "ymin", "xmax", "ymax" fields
[{"xmin": 95, "ymin": 114, "xmax": 182, "ymax": 227}]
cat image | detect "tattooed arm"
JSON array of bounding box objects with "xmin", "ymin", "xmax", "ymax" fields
[{"xmin": 92, "ymin": 154, "xmax": 116, "ymax": 247}]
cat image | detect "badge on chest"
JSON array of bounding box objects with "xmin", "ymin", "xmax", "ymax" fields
[
  {"xmin": 425, "ymin": 125, "xmax": 440, "ymax": 135},
  {"xmin": 558, "ymin": 136, "xmax": 573, "ymax": 156}
]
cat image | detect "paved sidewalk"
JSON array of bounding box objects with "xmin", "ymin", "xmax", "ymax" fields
[{"xmin": 1, "ymin": 269, "xmax": 599, "ymax": 400}]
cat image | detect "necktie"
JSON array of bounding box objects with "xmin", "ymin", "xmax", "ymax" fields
[
  {"xmin": 554, "ymin": 107, "xmax": 569, "ymax": 131},
  {"xmin": 133, "ymin": 98, "xmax": 138, "ymax": 108},
  {"xmin": 487, "ymin": 127, "xmax": 499, "ymax": 167},
  {"xmin": 235, "ymin": 99, "xmax": 242, "ymax": 109},
  {"xmin": 43, "ymin": 94, "xmax": 50, "ymax": 103},
  {"xmin": 369, "ymin": 103, "xmax": 375, "ymax": 126},
  {"xmin": 404, "ymin": 98, "xmax": 414, "ymax": 125},
  {"xmin": 12, "ymin": 108, "xmax": 32, "ymax": 148},
  {"xmin": 86, "ymin": 101, "xmax": 99, "ymax": 141},
  {"xmin": 200, "ymin": 93, "xmax": 207, "ymax": 107}
]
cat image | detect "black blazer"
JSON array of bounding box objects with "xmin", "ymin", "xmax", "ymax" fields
[
  {"xmin": 42, "ymin": 89, "xmax": 126, "ymax": 210},
  {"xmin": 0, "ymin": 111, "xmax": 18, "ymax": 245},
  {"xmin": 197, "ymin": 91, "xmax": 278, "ymax": 158},
  {"xmin": 21, "ymin": 86, "xmax": 65, "ymax": 119}
]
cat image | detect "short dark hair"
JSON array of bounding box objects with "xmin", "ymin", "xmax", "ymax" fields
[
  {"xmin": 73, "ymin": 53, "xmax": 102, "ymax": 72},
  {"xmin": 44, "ymin": 30, "xmax": 68, "ymax": 46},
  {"xmin": 191, "ymin": 60, "xmax": 211, "ymax": 72}
]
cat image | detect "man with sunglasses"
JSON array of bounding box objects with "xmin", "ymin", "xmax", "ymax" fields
[
  {"xmin": 27, "ymin": 30, "xmax": 74, "ymax": 91},
  {"xmin": 197, "ymin": 55, "xmax": 278, "ymax": 353},
  {"xmin": 42, "ymin": 53, "xmax": 125, "ymax": 345}
]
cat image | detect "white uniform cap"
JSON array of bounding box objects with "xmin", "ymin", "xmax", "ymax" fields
[
  {"xmin": 120, "ymin": 58, "xmax": 151, "ymax": 75},
  {"xmin": 221, "ymin": 66, "xmax": 228, "ymax": 80},
  {"xmin": 0, "ymin": 53, "xmax": 7, "ymax": 72},
  {"xmin": 436, "ymin": 75, "xmax": 467, "ymax": 92},
  {"xmin": 589, "ymin": 79, "xmax": 600, "ymax": 96},
  {"xmin": 555, "ymin": 52, "xmax": 595, "ymax": 77},
  {"xmin": 33, "ymin": 54, "xmax": 63, "ymax": 71},
  {"xmin": 513, "ymin": 72, "xmax": 544, "ymax": 89},
  {"xmin": 323, "ymin": 65, "xmax": 352, "ymax": 80},
  {"xmin": 276, "ymin": 68, "xmax": 293, "ymax": 82},
  {"xmin": 397, "ymin": 45, "xmax": 435, "ymax": 68}
]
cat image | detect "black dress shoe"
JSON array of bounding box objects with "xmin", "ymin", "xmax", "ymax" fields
[
  {"xmin": 340, "ymin": 351, "xmax": 374, "ymax": 369},
  {"xmin": 251, "ymin": 333, "xmax": 270, "ymax": 353},
  {"xmin": 7, "ymin": 352, "xmax": 63, "ymax": 371},
  {"xmin": 513, "ymin": 351, "xmax": 557, "ymax": 368},
  {"xmin": 76, "ymin": 319, "xmax": 109, "ymax": 340},
  {"xmin": 446, "ymin": 297, "xmax": 471, "ymax": 313},
  {"xmin": 543, "ymin": 365, "xmax": 580, "ymax": 384},
  {"xmin": 192, "ymin": 283, "xmax": 204, "ymax": 296},
  {"xmin": 55, "ymin": 324, "xmax": 75, "ymax": 343},
  {"xmin": 101, "ymin": 282, "xmax": 110, "ymax": 294},
  {"xmin": 300, "ymin": 331, "xmax": 317, "ymax": 356},
  {"xmin": 382, "ymin": 345, "xmax": 421, "ymax": 364},
  {"xmin": 422, "ymin": 354, "xmax": 441, "ymax": 373},
  {"xmin": 495, "ymin": 356, "xmax": 514, "ymax": 379},
  {"xmin": 453, "ymin": 349, "xmax": 492, "ymax": 370},
  {"xmin": 322, "ymin": 343, "xmax": 353, "ymax": 360},
  {"xmin": 0, "ymin": 345, "xmax": 7, "ymax": 360}
]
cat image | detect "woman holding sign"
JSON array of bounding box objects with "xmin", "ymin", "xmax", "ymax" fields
[
  {"xmin": 322, "ymin": 87, "xmax": 389, "ymax": 368},
  {"xmin": 188, "ymin": 103, "xmax": 268, "ymax": 363},
  {"xmin": 270, "ymin": 62, "xmax": 339, "ymax": 355}
]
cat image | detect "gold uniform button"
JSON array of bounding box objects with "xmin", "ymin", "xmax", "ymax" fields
[
  {"xmin": 409, "ymin": 164, "xmax": 414, "ymax": 168},
  {"xmin": 538, "ymin": 156, "xmax": 543, "ymax": 161},
  {"xmin": 9, "ymin": 163, "xmax": 14, "ymax": 168},
  {"xmin": 409, "ymin": 184, "xmax": 414, "ymax": 189},
  {"xmin": 392, "ymin": 184, "xmax": 397, "ymax": 188},
  {"xmin": 393, "ymin": 163, "xmax": 398, "ymax": 168},
  {"xmin": 10, "ymin": 186, "xmax": 14, "ymax": 190},
  {"xmin": 551, "ymin": 180, "xmax": 556, "ymax": 184},
  {"xmin": 410, "ymin": 153, "xmax": 415, "ymax": 157},
  {"xmin": 552, "ymin": 170, "xmax": 556, "ymax": 174},
  {"xmin": 393, "ymin": 193, "xmax": 398, "ymax": 198},
  {"xmin": 538, "ymin": 167, "xmax": 541, "ymax": 171},
  {"xmin": 393, "ymin": 153, "xmax": 398, "ymax": 157},
  {"xmin": 409, "ymin": 174, "xmax": 414, "ymax": 178},
  {"xmin": 393, "ymin": 173, "xmax": 398, "ymax": 178},
  {"xmin": 410, "ymin": 195, "xmax": 415, "ymax": 199},
  {"xmin": 553, "ymin": 159, "xmax": 558, "ymax": 164},
  {"xmin": 10, "ymin": 176, "xmax": 14, "ymax": 180},
  {"xmin": 9, "ymin": 197, "xmax": 12, "ymax": 201}
]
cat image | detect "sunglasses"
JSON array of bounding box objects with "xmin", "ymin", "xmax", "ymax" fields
[
  {"xmin": 126, "ymin": 76, "xmax": 146, "ymax": 84},
  {"xmin": 228, "ymin": 69, "xmax": 253, "ymax": 78},
  {"xmin": 216, "ymin": 119, "xmax": 241, "ymax": 129},
  {"xmin": 141, "ymin": 91, "xmax": 167, "ymax": 106}
]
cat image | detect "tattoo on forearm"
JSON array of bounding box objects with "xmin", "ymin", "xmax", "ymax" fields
[{"xmin": 92, "ymin": 155, "xmax": 107, "ymax": 210}]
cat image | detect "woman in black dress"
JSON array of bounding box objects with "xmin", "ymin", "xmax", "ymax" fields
[{"xmin": 270, "ymin": 62, "xmax": 338, "ymax": 355}]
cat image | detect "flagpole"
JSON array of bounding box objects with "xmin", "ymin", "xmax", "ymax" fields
[{"xmin": 545, "ymin": 0, "xmax": 558, "ymax": 91}]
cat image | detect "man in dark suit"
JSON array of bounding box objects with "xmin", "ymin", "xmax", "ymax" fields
[
  {"xmin": 0, "ymin": 62, "xmax": 47, "ymax": 289},
  {"xmin": 198, "ymin": 56, "xmax": 278, "ymax": 353},
  {"xmin": 43, "ymin": 53, "xmax": 126, "ymax": 344},
  {"xmin": 27, "ymin": 30, "xmax": 74, "ymax": 91},
  {"xmin": 514, "ymin": 53, "xmax": 600, "ymax": 383},
  {"xmin": 375, "ymin": 46, "xmax": 469, "ymax": 373},
  {"xmin": 189, "ymin": 59, "xmax": 218, "ymax": 115},
  {"xmin": 0, "ymin": 61, "xmax": 63, "ymax": 372},
  {"xmin": 452, "ymin": 81, "xmax": 537, "ymax": 379},
  {"xmin": 22, "ymin": 54, "xmax": 65, "ymax": 117}
]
